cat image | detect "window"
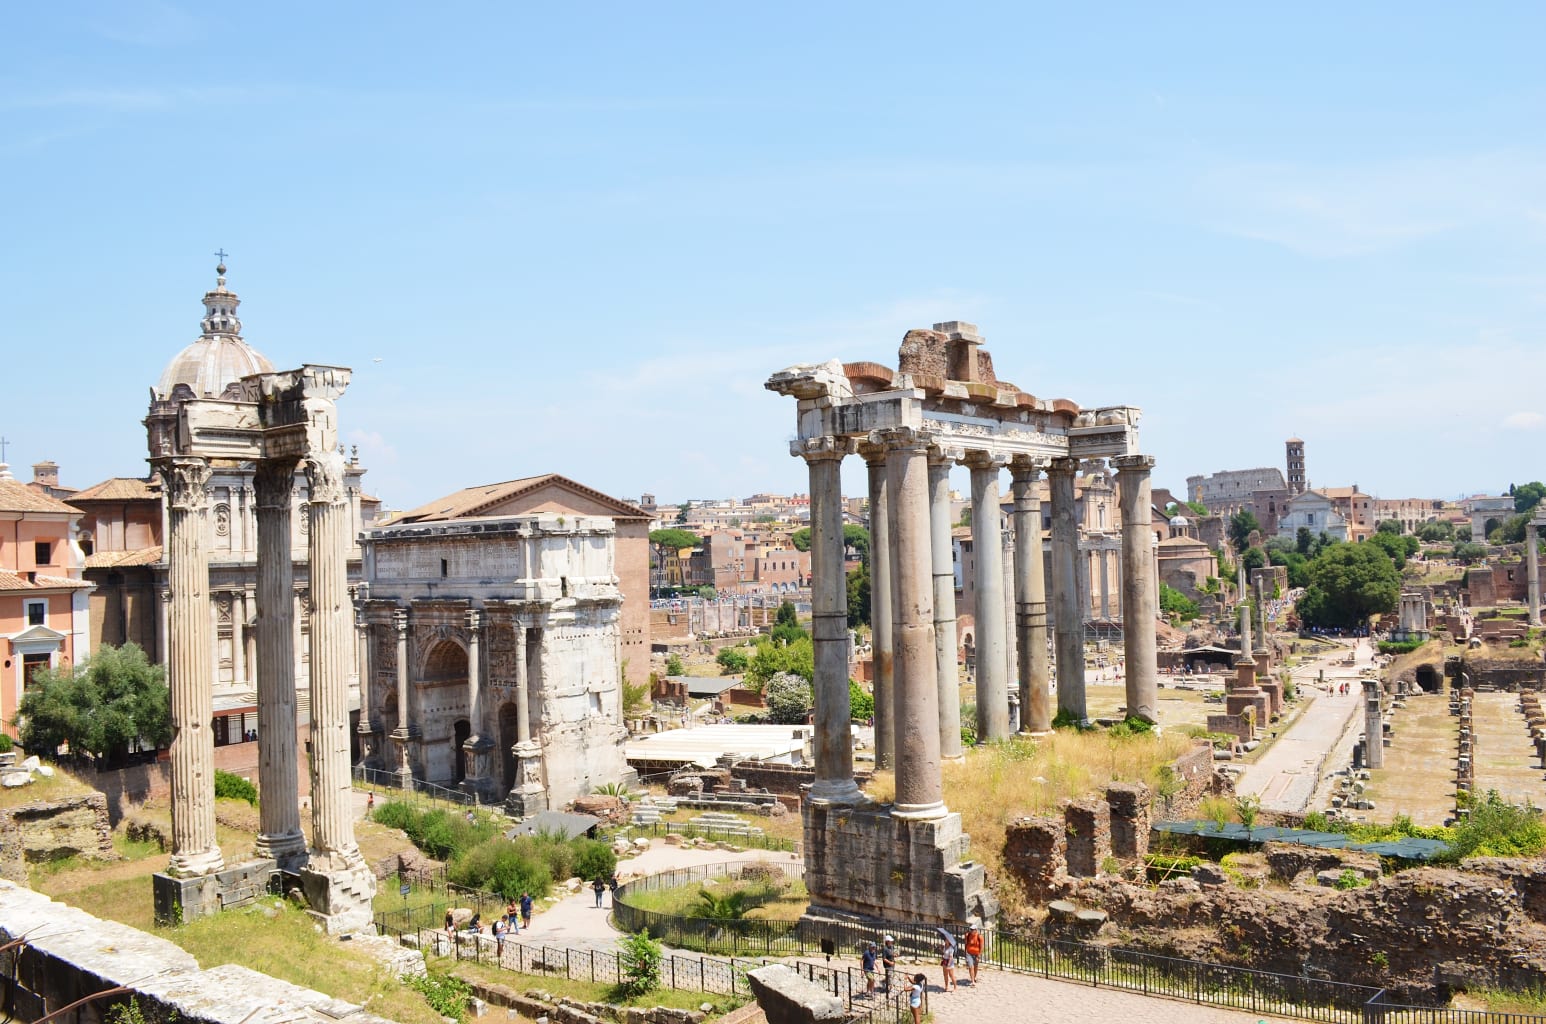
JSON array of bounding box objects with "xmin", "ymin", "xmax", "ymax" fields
[
  {"xmin": 26, "ymin": 602, "xmax": 45, "ymax": 627},
  {"xmin": 34, "ymin": 540, "xmax": 51, "ymax": 566},
  {"xmin": 23, "ymin": 654, "xmax": 50, "ymax": 690}
]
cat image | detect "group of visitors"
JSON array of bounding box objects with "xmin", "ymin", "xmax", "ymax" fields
[
  {"xmin": 592, "ymin": 875, "xmax": 619, "ymax": 908},
  {"xmin": 858, "ymin": 924, "xmax": 984, "ymax": 1023},
  {"xmin": 442, "ymin": 892, "xmax": 536, "ymax": 944}
]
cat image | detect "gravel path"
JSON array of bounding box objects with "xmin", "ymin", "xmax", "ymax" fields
[{"xmin": 911, "ymin": 967, "xmax": 1289, "ymax": 1024}]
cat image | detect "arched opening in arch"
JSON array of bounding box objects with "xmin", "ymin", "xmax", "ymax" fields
[{"xmin": 1484, "ymin": 518, "xmax": 1503, "ymax": 540}]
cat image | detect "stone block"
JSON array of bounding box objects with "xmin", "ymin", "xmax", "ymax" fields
[
  {"xmin": 1004, "ymin": 816, "xmax": 1065, "ymax": 899},
  {"xmin": 745, "ymin": 964, "xmax": 847, "ymax": 1024},
  {"xmin": 1063, "ymin": 799, "xmax": 1111, "ymax": 878},
  {"xmin": 154, "ymin": 858, "xmax": 277, "ymax": 924},
  {"xmin": 1106, "ymin": 782, "xmax": 1150, "ymax": 861}
]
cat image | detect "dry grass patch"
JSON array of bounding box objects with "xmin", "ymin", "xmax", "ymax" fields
[
  {"xmin": 942, "ymin": 729, "xmax": 1196, "ymax": 916},
  {"xmin": 447, "ymin": 957, "xmax": 748, "ymax": 1015}
]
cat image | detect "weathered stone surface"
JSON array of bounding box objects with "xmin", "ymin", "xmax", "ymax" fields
[
  {"xmin": 1105, "ymin": 782, "xmax": 1149, "ymax": 860},
  {"xmin": 1063, "ymin": 799, "xmax": 1111, "ymax": 877},
  {"xmin": 1004, "ymin": 816, "xmax": 1065, "ymax": 899},
  {"xmin": 0, "ymin": 792, "xmax": 113, "ymax": 883},
  {"xmin": 746, "ymin": 964, "xmax": 847, "ymax": 1024},
  {"xmin": 571, "ymin": 795, "xmax": 627, "ymax": 823}
]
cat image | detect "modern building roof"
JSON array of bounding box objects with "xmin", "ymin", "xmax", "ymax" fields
[
  {"xmin": 70, "ymin": 477, "xmax": 160, "ymax": 503},
  {"xmin": 505, "ymin": 810, "xmax": 602, "ymax": 841},
  {"xmin": 624, "ymin": 723, "xmax": 813, "ymax": 769},
  {"xmin": 0, "ymin": 475, "xmax": 81, "ymax": 515},
  {"xmin": 389, "ymin": 473, "xmax": 649, "ymax": 525}
]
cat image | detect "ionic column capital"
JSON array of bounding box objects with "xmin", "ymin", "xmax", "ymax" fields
[
  {"xmin": 962, "ymin": 450, "xmax": 1010, "ymax": 471},
  {"xmin": 869, "ymin": 426, "xmax": 935, "ymax": 452},
  {"xmin": 927, "ymin": 443, "xmax": 965, "ymax": 467},
  {"xmin": 790, "ymin": 435, "xmax": 856, "ymax": 462},
  {"xmin": 1112, "ymin": 454, "xmax": 1156, "ymax": 475},
  {"xmin": 1009, "ymin": 455, "xmax": 1048, "ymax": 481}
]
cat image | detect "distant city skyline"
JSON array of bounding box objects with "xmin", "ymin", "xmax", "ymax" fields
[{"xmin": 5, "ymin": 5, "xmax": 1544, "ymax": 510}]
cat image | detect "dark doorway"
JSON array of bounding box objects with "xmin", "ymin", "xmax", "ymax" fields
[{"xmin": 1415, "ymin": 664, "xmax": 1440, "ymax": 693}]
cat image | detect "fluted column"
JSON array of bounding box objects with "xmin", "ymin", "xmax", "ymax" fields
[
  {"xmin": 354, "ymin": 608, "xmax": 374, "ymax": 766},
  {"xmin": 158, "ymin": 456, "xmax": 223, "ymax": 877},
  {"xmin": 863, "ymin": 445, "xmax": 895, "ymax": 769},
  {"xmin": 392, "ymin": 607, "xmax": 413, "ymax": 784},
  {"xmin": 1528, "ymin": 521, "xmax": 1541, "ymax": 628},
  {"xmin": 799, "ymin": 437, "xmax": 864, "ymax": 804},
  {"xmin": 1115, "ymin": 455, "xmax": 1158, "ymax": 724},
  {"xmin": 1098, "ymin": 549, "xmax": 1111, "ymax": 621},
  {"xmin": 305, "ymin": 449, "xmax": 365, "ymax": 867},
  {"xmin": 1012, "ymin": 458, "xmax": 1052, "ymax": 734},
  {"xmin": 514, "ymin": 623, "xmax": 532, "ymax": 744},
  {"xmin": 254, "ymin": 457, "xmax": 305, "ymax": 868},
  {"xmin": 968, "ymin": 452, "xmax": 1010, "ymax": 742},
  {"xmin": 882, "ymin": 429, "xmax": 945, "ymax": 819},
  {"xmin": 927, "ymin": 447, "xmax": 963, "ymax": 760},
  {"xmin": 461, "ymin": 608, "xmax": 495, "ymax": 801},
  {"xmin": 1049, "ymin": 457, "xmax": 1086, "ymax": 722}
]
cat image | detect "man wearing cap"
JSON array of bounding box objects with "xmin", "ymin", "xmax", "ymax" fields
[
  {"xmin": 881, "ymin": 935, "xmax": 897, "ymax": 994},
  {"xmin": 962, "ymin": 921, "xmax": 984, "ymax": 985}
]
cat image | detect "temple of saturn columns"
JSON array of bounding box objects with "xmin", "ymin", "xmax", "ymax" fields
[
  {"xmin": 767, "ymin": 321, "xmax": 1158, "ymax": 928},
  {"xmin": 145, "ymin": 360, "xmax": 376, "ymax": 931}
]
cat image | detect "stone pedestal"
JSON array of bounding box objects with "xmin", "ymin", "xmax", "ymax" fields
[
  {"xmin": 800, "ymin": 802, "xmax": 997, "ymax": 928},
  {"xmin": 389, "ymin": 730, "xmax": 416, "ymax": 788},
  {"xmin": 298, "ymin": 857, "xmax": 377, "ymax": 934},
  {"xmin": 504, "ymin": 741, "xmax": 549, "ymax": 817},
  {"xmin": 154, "ymin": 858, "xmax": 276, "ymax": 925}
]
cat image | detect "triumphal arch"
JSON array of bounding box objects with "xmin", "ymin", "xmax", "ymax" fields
[
  {"xmin": 767, "ymin": 321, "xmax": 1155, "ymax": 927},
  {"xmin": 145, "ymin": 363, "xmax": 375, "ymax": 931}
]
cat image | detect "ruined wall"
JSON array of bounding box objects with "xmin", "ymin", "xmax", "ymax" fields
[
  {"xmin": 0, "ymin": 793, "xmax": 113, "ymax": 882},
  {"xmin": 1053, "ymin": 857, "xmax": 1546, "ymax": 1001}
]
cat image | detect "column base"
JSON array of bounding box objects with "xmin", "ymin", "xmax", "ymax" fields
[
  {"xmin": 808, "ymin": 778, "xmax": 868, "ymax": 806},
  {"xmin": 892, "ymin": 799, "xmax": 948, "ymax": 820},
  {"xmin": 254, "ymin": 830, "xmax": 308, "ymax": 872},
  {"xmin": 168, "ymin": 846, "xmax": 225, "ymax": 878},
  {"xmin": 154, "ymin": 858, "xmax": 276, "ymax": 925},
  {"xmin": 299, "ymin": 850, "xmax": 377, "ymax": 935},
  {"xmin": 460, "ymin": 736, "xmax": 499, "ymax": 803},
  {"xmin": 505, "ymin": 786, "xmax": 549, "ymax": 818},
  {"xmin": 802, "ymin": 802, "xmax": 997, "ymax": 927},
  {"xmin": 1019, "ymin": 729, "xmax": 1055, "ymax": 739}
]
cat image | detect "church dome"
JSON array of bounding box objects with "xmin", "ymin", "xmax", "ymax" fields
[
  {"xmin": 155, "ymin": 261, "xmax": 273, "ymax": 400},
  {"xmin": 1169, "ymin": 514, "xmax": 1190, "ymax": 528}
]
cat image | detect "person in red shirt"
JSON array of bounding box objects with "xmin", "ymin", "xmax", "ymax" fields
[{"xmin": 962, "ymin": 922, "xmax": 984, "ymax": 986}]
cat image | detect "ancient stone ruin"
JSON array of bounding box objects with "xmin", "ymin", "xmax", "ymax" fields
[
  {"xmin": 145, "ymin": 355, "xmax": 375, "ymax": 930},
  {"xmin": 766, "ymin": 321, "xmax": 1156, "ymax": 928}
]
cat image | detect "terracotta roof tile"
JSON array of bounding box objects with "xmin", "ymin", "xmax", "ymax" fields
[
  {"xmin": 85, "ymin": 547, "xmax": 163, "ymax": 569},
  {"xmin": 0, "ymin": 478, "xmax": 80, "ymax": 515},
  {"xmin": 70, "ymin": 477, "xmax": 160, "ymax": 502},
  {"xmin": 390, "ymin": 473, "xmax": 647, "ymax": 525},
  {"xmin": 0, "ymin": 571, "xmax": 93, "ymax": 592}
]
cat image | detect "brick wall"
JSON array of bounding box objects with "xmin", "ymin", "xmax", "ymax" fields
[
  {"xmin": 1106, "ymin": 783, "xmax": 1150, "ymax": 860},
  {"xmin": 1063, "ymin": 799, "xmax": 1111, "ymax": 877},
  {"xmin": 1004, "ymin": 816, "xmax": 1065, "ymax": 899}
]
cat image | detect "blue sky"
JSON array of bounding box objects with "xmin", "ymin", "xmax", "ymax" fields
[{"xmin": 4, "ymin": 3, "xmax": 1544, "ymax": 512}]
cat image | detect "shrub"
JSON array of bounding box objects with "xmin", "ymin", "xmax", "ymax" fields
[
  {"xmin": 448, "ymin": 837, "xmax": 553, "ymax": 898},
  {"xmin": 1377, "ymin": 639, "xmax": 1425, "ymax": 656},
  {"xmin": 372, "ymin": 800, "xmax": 418, "ymax": 833},
  {"xmin": 618, "ymin": 930, "xmax": 663, "ymax": 997},
  {"xmin": 213, "ymin": 770, "xmax": 258, "ymax": 807},
  {"xmin": 664, "ymin": 654, "xmax": 686, "ymax": 676},
  {"xmin": 716, "ymin": 648, "xmax": 749, "ymax": 675},
  {"xmin": 1437, "ymin": 790, "xmax": 1546, "ymax": 862},
  {"xmin": 764, "ymin": 672, "xmax": 814, "ymax": 725},
  {"xmin": 1107, "ymin": 716, "xmax": 1154, "ymax": 738},
  {"xmin": 848, "ymin": 680, "xmax": 874, "ymax": 721},
  {"xmin": 1142, "ymin": 852, "xmax": 1201, "ymax": 881},
  {"xmin": 1334, "ymin": 868, "xmax": 1369, "ymax": 890},
  {"xmin": 0, "ymin": 733, "xmax": 13, "ymax": 753},
  {"xmin": 573, "ymin": 838, "xmax": 618, "ymax": 882},
  {"xmin": 407, "ymin": 972, "xmax": 473, "ymax": 1022}
]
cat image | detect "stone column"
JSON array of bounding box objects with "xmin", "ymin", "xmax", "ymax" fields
[
  {"xmin": 391, "ymin": 608, "xmax": 414, "ymax": 785},
  {"xmin": 799, "ymin": 437, "xmax": 864, "ymax": 804},
  {"xmin": 927, "ymin": 447, "xmax": 964, "ymax": 761},
  {"xmin": 461, "ymin": 608, "xmax": 495, "ymax": 801},
  {"xmin": 354, "ymin": 609, "xmax": 373, "ymax": 767},
  {"xmin": 1012, "ymin": 458, "xmax": 1052, "ymax": 734},
  {"xmin": 507, "ymin": 620, "xmax": 547, "ymax": 815},
  {"xmin": 1098, "ymin": 549, "xmax": 1111, "ymax": 621},
  {"xmin": 1528, "ymin": 521, "xmax": 1542, "ymax": 628},
  {"xmin": 1049, "ymin": 457, "xmax": 1086, "ymax": 722},
  {"xmin": 883, "ymin": 429, "xmax": 945, "ymax": 819},
  {"xmin": 1364, "ymin": 678, "xmax": 1384, "ymax": 769},
  {"xmin": 967, "ymin": 452, "xmax": 1010, "ymax": 742},
  {"xmin": 1115, "ymin": 455, "xmax": 1158, "ymax": 724},
  {"xmin": 863, "ymin": 446, "xmax": 895, "ymax": 769},
  {"xmin": 253, "ymin": 458, "xmax": 305, "ymax": 869},
  {"xmin": 301, "ymin": 447, "xmax": 376, "ymax": 930},
  {"xmin": 158, "ymin": 457, "xmax": 223, "ymax": 877}
]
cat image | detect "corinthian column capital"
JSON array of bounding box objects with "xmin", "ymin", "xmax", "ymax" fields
[
  {"xmin": 254, "ymin": 457, "xmax": 300, "ymax": 509},
  {"xmin": 157, "ymin": 457, "xmax": 211, "ymax": 511},
  {"xmin": 304, "ymin": 448, "xmax": 349, "ymax": 505},
  {"xmin": 1112, "ymin": 453, "xmax": 1156, "ymax": 475},
  {"xmin": 869, "ymin": 426, "xmax": 934, "ymax": 452},
  {"xmin": 790, "ymin": 435, "xmax": 856, "ymax": 462},
  {"xmin": 963, "ymin": 450, "xmax": 1009, "ymax": 472}
]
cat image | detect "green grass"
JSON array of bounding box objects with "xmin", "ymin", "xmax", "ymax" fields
[
  {"xmin": 446, "ymin": 957, "xmax": 749, "ymax": 1015},
  {"xmin": 623, "ymin": 875, "xmax": 809, "ymax": 922}
]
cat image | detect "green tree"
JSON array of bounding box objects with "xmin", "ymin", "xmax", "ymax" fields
[
  {"xmin": 789, "ymin": 527, "xmax": 811, "ymax": 551},
  {"xmin": 664, "ymin": 654, "xmax": 686, "ymax": 676},
  {"xmin": 715, "ymin": 648, "xmax": 749, "ymax": 675},
  {"xmin": 764, "ymin": 672, "xmax": 815, "ymax": 724},
  {"xmin": 1159, "ymin": 583, "xmax": 1199, "ymax": 622},
  {"xmin": 1513, "ymin": 482, "xmax": 1546, "ymax": 516},
  {"xmin": 843, "ymin": 524, "xmax": 871, "ymax": 563},
  {"xmin": 1296, "ymin": 526, "xmax": 1314, "ymax": 556},
  {"xmin": 1453, "ymin": 541, "xmax": 1488, "ymax": 564},
  {"xmin": 1295, "ymin": 542, "xmax": 1402, "ymax": 630},
  {"xmin": 618, "ymin": 931, "xmax": 664, "ymax": 997},
  {"xmin": 1368, "ymin": 529, "xmax": 1409, "ymax": 570},
  {"xmin": 1417, "ymin": 520, "xmax": 1454, "ymax": 543},
  {"xmin": 1490, "ymin": 514, "xmax": 1530, "ymax": 545},
  {"xmin": 745, "ymin": 635, "xmax": 814, "ymax": 690},
  {"xmin": 846, "ymin": 564, "xmax": 871, "ymax": 628},
  {"xmin": 770, "ymin": 601, "xmax": 806, "ymax": 644},
  {"xmin": 674, "ymin": 502, "xmax": 692, "ymax": 525},
  {"xmin": 848, "ymin": 679, "xmax": 874, "ymax": 721},
  {"xmin": 1240, "ymin": 546, "xmax": 1268, "ymax": 574},
  {"xmin": 1185, "ymin": 500, "xmax": 1210, "ymax": 517},
  {"xmin": 1376, "ymin": 518, "xmax": 1402, "ymax": 536},
  {"xmin": 16, "ymin": 643, "xmax": 171, "ymax": 763},
  {"xmin": 1228, "ymin": 510, "xmax": 1261, "ymax": 552}
]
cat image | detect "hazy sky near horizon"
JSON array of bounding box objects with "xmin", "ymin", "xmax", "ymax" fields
[{"xmin": 5, "ymin": 4, "xmax": 1545, "ymax": 511}]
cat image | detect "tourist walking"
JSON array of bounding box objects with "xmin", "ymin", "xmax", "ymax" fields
[
  {"xmin": 366, "ymin": 792, "xmax": 375, "ymax": 819},
  {"xmin": 520, "ymin": 892, "xmax": 534, "ymax": 929},
  {"xmin": 861, "ymin": 941, "xmax": 878, "ymax": 998},
  {"xmin": 593, "ymin": 878, "xmax": 606, "ymax": 908},
  {"xmin": 962, "ymin": 922, "xmax": 984, "ymax": 986},
  {"xmin": 881, "ymin": 935, "xmax": 897, "ymax": 994},
  {"xmin": 938, "ymin": 929, "xmax": 957, "ymax": 992}
]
